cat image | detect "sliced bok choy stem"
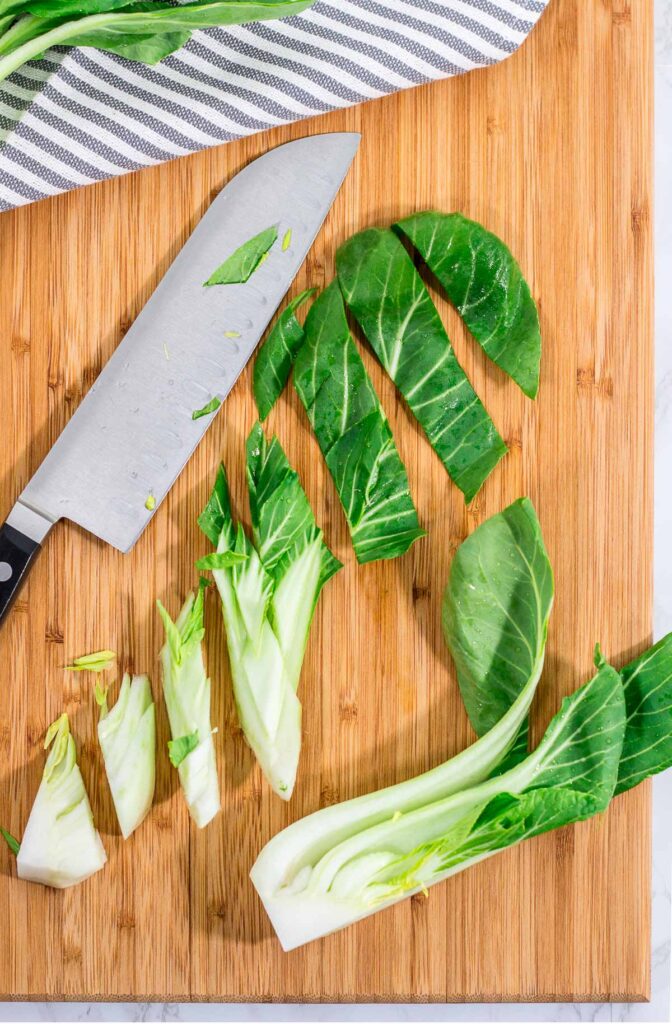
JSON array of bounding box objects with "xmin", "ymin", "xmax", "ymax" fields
[
  {"xmin": 158, "ymin": 583, "xmax": 220, "ymax": 828},
  {"xmin": 96, "ymin": 673, "xmax": 156, "ymax": 839},
  {"xmin": 17, "ymin": 714, "xmax": 106, "ymax": 889}
]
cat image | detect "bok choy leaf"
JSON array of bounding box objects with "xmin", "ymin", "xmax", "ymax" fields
[
  {"xmin": 395, "ymin": 212, "xmax": 541, "ymax": 399},
  {"xmin": 615, "ymin": 633, "xmax": 672, "ymax": 795},
  {"xmin": 294, "ymin": 281, "xmax": 425, "ymax": 563},
  {"xmin": 198, "ymin": 423, "xmax": 340, "ymax": 799},
  {"xmin": 442, "ymin": 497, "xmax": 553, "ymax": 769},
  {"xmin": 16, "ymin": 714, "xmax": 107, "ymax": 888},
  {"xmin": 96, "ymin": 673, "xmax": 156, "ymax": 839},
  {"xmin": 158, "ymin": 584, "xmax": 220, "ymax": 828},
  {"xmin": 253, "ymin": 288, "xmax": 316, "ymax": 421},
  {"xmin": 336, "ymin": 227, "xmax": 507, "ymax": 503}
]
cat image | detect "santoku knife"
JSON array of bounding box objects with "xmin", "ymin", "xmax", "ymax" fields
[{"xmin": 0, "ymin": 132, "xmax": 360, "ymax": 624}]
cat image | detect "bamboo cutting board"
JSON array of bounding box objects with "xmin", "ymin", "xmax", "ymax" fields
[{"xmin": 0, "ymin": 0, "xmax": 653, "ymax": 1003}]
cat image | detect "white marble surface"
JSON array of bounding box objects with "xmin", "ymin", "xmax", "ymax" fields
[{"xmin": 2, "ymin": 3, "xmax": 672, "ymax": 1021}]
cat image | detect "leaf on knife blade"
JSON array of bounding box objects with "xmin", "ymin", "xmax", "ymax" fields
[
  {"xmin": 336, "ymin": 227, "xmax": 507, "ymax": 503},
  {"xmin": 293, "ymin": 281, "xmax": 424, "ymax": 564},
  {"xmin": 395, "ymin": 212, "xmax": 542, "ymax": 399},
  {"xmin": 204, "ymin": 225, "xmax": 278, "ymax": 286},
  {"xmin": 253, "ymin": 288, "xmax": 316, "ymax": 421},
  {"xmin": 192, "ymin": 396, "xmax": 221, "ymax": 420}
]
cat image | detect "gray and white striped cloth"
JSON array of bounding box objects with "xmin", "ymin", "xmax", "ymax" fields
[{"xmin": 0, "ymin": 0, "xmax": 548, "ymax": 211}]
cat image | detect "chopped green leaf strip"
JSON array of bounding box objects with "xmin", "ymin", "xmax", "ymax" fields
[
  {"xmin": 204, "ymin": 225, "xmax": 278, "ymax": 286},
  {"xmin": 615, "ymin": 632, "xmax": 672, "ymax": 795},
  {"xmin": 197, "ymin": 463, "xmax": 234, "ymax": 548},
  {"xmin": 192, "ymin": 396, "xmax": 221, "ymax": 420},
  {"xmin": 145, "ymin": 494, "xmax": 156, "ymax": 511},
  {"xmin": 224, "ymin": 330, "xmax": 241, "ymax": 339},
  {"xmin": 168, "ymin": 731, "xmax": 199, "ymax": 768},
  {"xmin": 282, "ymin": 228, "xmax": 292, "ymax": 251},
  {"xmin": 253, "ymin": 287, "xmax": 316, "ymax": 421},
  {"xmin": 0, "ymin": 827, "xmax": 19, "ymax": 856},
  {"xmin": 93, "ymin": 679, "xmax": 109, "ymax": 717},
  {"xmin": 395, "ymin": 212, "xmax": 542, "ymax": 399},
  {"xmin": 65, "ymin": 649, "xmax": 116, "ymax": 673},
  {"xmin": 195, "ymin": 550, "xmax": 248, "ymax": 570},
  {"xmin": 336, "ymin": 227, "xmax": 507, "ymax": 503},
  {"xmin": 294, "ymin": 281, "xmax": 424, "ymax": 564}
]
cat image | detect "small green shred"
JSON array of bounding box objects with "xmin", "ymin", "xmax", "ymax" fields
[
  {"xmin": 282, "ymin": 228, "xmax": 292, "ymax": 251},
  {"xmin": 94, "ymin": 679, "xmax": 109, "ymax": 718},
  {"xmin": 163, "ymin": 343, "xmax": 170, "ymax": 361},
  {"xmin": 168, "ymin": 731, "xmax": 199, "ymax": 768},
  {"xmin": 204, "ymin": 226, "xmax": 278, "ymax": 286},
  {"xmin": 195, "ymin": 551, "xmax": 248, "ymax": 570},
  {"xmin": 65, "ymin": 649, "xmax": 116, "ymax": 673},
  {"xmin": 0, "ymin": 827, "xmax": 19, "ymax": 856},
  {"xmin": 224, "ymin": 330, "xmax": 241, "ymax": 339},
  {"xmin": 145, "ymin": 495, "xmax": 156, "ymax": 511},
  {"xmin": 192, "ymin": 397, "xmax": 222, "ymax": 421}
]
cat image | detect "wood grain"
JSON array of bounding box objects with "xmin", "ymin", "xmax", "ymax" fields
[{"xmin": 0, "ymin": 0, "xmax": 653, "ymax": 1002}]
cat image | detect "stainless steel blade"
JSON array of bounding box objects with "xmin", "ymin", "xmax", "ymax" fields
[{"xmin": 16, "ymin": 133, "xmax": 360, "ymax": 553}]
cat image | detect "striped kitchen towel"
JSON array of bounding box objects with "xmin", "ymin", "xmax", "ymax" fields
[{"xmin": 0, "ymin": 0, "xmax": 548, "ymax": 211}]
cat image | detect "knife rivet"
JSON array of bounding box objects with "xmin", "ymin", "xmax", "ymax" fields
[{"xmin": 0, "ymin": 562, "xmax": 12, "ymax": 582}]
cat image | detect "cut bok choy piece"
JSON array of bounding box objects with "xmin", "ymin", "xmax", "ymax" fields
[
  {"xmin": 198, "ymin": 422, "xmax": 341, "ymax": 800},
  {"xmin": 251, "ymin": 660, "xmax": 626, "ymax": 950},
  {"xmin": 16, "ymin": 714, "xmax": 107, "ymax": 889},
  {"xmin": 158, "ymin": 584, "xmax": 222, "ymax": 828},
  {"xmin": 96, "ymin": 674, "xmax": 156, "ymax": 839}
]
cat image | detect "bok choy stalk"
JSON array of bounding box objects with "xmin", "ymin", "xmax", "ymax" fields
[
  {"xmin": 96, "ymin": 674, "xmax": 156, "ymax": 839},
  {"xmin": 251, "ymin": 660, "xmax": 626, "ymax": 950},
  {"xmin": 198, "ymin": 422, "xmax": 341, "ymax": 800},
  {"xmin": 158, "ymin": 583, "xmax": 221, "ymax": 828},
  {"xmin": 251, "ymin": 498, "xmax": 672, "ymax": 950},
  {"xmin": 0, "ymin": 0, "xmax": 316, "ymax": 84},
  {"xmin": 16, "ymin": 714, "xmax": 107, "ymax": 888}
]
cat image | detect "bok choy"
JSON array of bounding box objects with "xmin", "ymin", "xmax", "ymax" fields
[
  {"xmin": 251, "ymin": 498, "xmax": 672, "ymax": 950},
  {"xmin": 198, "ymin": 422, "xmax": 340, "ymax": 799},
  {"xmin": 0, "ymin": 0, "xmax": 316, "ymax": 84},
  {"xmin": 158, "ymin": 583, "xmax": 221, "ymax": 828},
  {"xmin": 16, "ymin": 714, "xmax": 107, "ymax": 888},
  {"xmin": 96, "ymin": 673, "xmax": 156, "ymax": 839}
]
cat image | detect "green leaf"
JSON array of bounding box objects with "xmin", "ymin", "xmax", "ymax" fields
[
  {"xmin": 246, "ymin": 420, "xmax": 341, "ymax": 589},
  {"xmin": 65, "ymin": 649, "xmax": 116, "ymax": 672},
  {"xmin": 93, "ymin": 679, "xmax": 109, "ymax": 718},
  {"xmin": 195, "ymin": 550, "xmax": 248, "ymax": 570},
  {"xmin": 294, "ymin": 281, "xmax": 425, "ymax": 564},
  {"xmin": 198, "ymin": 462, "xmax": 234, "ymax": 548},
  {"xmin": 168, "ymin": 731, "xmax": 199, "ymax": 768},
  {"xmin": 442, "ymin": 498, "xmax": 554, "ymax": 739},
  {"xmin": 68, "ymin": 28, "xmax": 190, "ymax": 63},
  {"xmin": 336, "ymin": 228, "xmax": 507, "ymax": 503},
  {"xmin": 395, "ymin": 212, "xmax": 542, "ymax": 399},
  {"xmin": 0, "ymin": 827, "xmax": 19, "ymax": 856},
  {"xmin": 615, "ymin": 632, "xmax": 672, "ymax": 795},
  {"xmin": 191, "ymin": 396, "xmax": 222, "ymax": 421},
  {"xmin": 253, "ymin": 288, "xmax": 316, "ymax": 420},
  {"xmin": 204, "ymin": 225, "xmax": 278, "ymax": 286}
]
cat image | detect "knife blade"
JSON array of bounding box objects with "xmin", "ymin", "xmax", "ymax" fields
[{"xmin": 0, "ymin": 132, "xmax": 360, "ymax": 624}]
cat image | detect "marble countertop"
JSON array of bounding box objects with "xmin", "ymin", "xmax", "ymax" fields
[{"xmin": 3, "ymin": 2, "xmax": 671, "ymax": 1020}]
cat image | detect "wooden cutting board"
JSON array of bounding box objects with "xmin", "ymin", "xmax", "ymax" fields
[{"xmin": 0, "ymin": 0, "xmax": 653, "ymax": 1003}]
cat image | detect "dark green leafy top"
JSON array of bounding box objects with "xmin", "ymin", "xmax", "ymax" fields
[
  {"xmin": 253, "ymin": 288, "xmax": 316, "ymax": 421},
  {"xmin": 204, "ymin": 225, "xmax": 278, "ymax": 286},
  {"xmin": 294, "ymin": 281, "xmax": 425, "ymax": 564},
  {"xmin": 396, "ymin": 212, "xmax": 541, "ymax": 399},
  {"xmin": 615, "ymin": 633, "xmax": 672, "ymax": 795},
  {"xmin": 336, "ymin": 227, "xmax": 507, "ymax": 503}
]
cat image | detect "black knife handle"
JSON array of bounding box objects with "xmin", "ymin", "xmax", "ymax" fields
[{"xmin": 0, "ymin": 521, "xmax": 41, "ymax": 624}]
